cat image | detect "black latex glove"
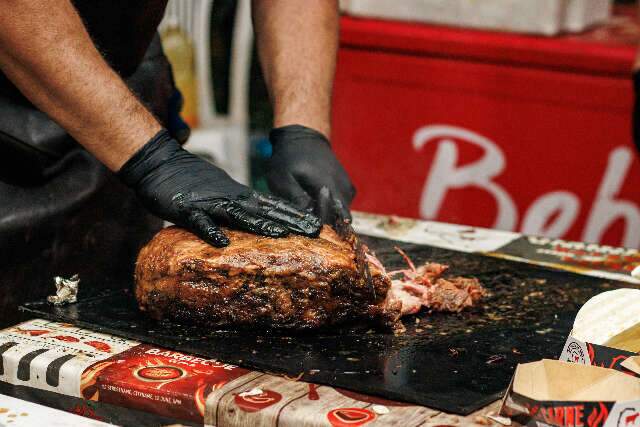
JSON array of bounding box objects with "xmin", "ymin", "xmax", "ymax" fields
[
  {"xmin": 118, "ymin": 130, "xmax": 321, "ymax": 247},
  {"xmin": 267, "ymin": 124, "xmax": 356, "ymax": 223},
  {"xmin": 633, "ymin": 71, "xmax": 640, "ymax": 154}
]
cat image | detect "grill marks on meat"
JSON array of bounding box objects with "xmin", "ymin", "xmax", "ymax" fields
[
  {"xmin": 385, "ymin": 247, "xmax": 485, "ymax": 316},
  {"xmin": 135, "ymin": 226, "xmax": 397, "ymax": 329}
]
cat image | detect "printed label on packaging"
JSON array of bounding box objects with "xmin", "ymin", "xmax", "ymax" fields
[
  {"xmin": 0, "ymin": 319, "xmax": 137, "ymax": 397},
  {"xmin": 560, "ymin": 336, "xmax": 638, "ymax": 376},
  {"xmin": 81, "ymin": 344, "xmax": 251, "ymax": 422},
  {"xmin": 495, "ymin": 236, "xmax": 640, "ymax": 276},
  {"xmin": 503, "ymin": 392, "xmax": 615, "ymax": 427},
  {"xmin": 605, "ymin": 401, "xmax": 640, "ymax": 427}
]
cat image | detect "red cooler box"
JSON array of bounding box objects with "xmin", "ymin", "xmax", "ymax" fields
[{"xmin": 332, "ymin": 9, "xmax": 640, "ymax": 248}]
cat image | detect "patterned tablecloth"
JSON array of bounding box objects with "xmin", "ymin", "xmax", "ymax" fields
[
  {"xmin": 352, "ymin": 213, "xmax": 639, "ymax": 285},
  {"xmin": 2, "ymin": 212, "xmax": 637, "ymax": 427},
  {"xmin": 0, "ymin": 318, "xmax": 506, "ymax": 426}
]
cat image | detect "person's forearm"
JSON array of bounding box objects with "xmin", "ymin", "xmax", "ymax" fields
[
  {"xmin": 0, "ymin": 0, "xmax": 161, "ymax": 171},
  {"xmin": 252, "ymin": 0, "xmax": 338, "ymax": 139}
]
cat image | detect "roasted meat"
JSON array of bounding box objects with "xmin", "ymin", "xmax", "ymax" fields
[
  {"xmin": 135, "ymin": 227, "xmax": 485, "ymax": 329},
  {"xmin": 385, "ymin": 248, "xmax": 485, "ymax": 315},
  {"xmin": 135, "ymin": 226, "xmax": 398, "ymax": 329}
]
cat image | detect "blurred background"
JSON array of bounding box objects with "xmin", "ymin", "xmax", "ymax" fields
[{"xmin": 160, "ymin": 0, "xmax": 640, "ymax": 248}]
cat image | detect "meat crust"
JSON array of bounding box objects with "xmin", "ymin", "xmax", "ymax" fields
[{"xmin": 135, "ymin": 226, "xmax": 396, "ymax": 329}]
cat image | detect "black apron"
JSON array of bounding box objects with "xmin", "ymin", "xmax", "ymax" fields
[{"xmin": 0, "ymin": 1, "xmax": 175, "ymax": 326}]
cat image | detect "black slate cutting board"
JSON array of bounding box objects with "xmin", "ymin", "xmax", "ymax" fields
[{"xmin": 21, "ymin": 235, "xmax": 631, "ymax": 415}]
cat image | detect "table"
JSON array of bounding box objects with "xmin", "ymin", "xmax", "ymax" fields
[
  {"xmin": 0, "ymin": 393, "xmax": 109, "ymax": 426},
  {"xmin": 1, "ymin": 213, "xmax": 638, "ymax": 426}
]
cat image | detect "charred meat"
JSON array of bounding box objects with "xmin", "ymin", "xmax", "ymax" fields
[
  {"xmin": 135, "ymin": 228, "xmax": 484, "ymax": 329},
  {"xmin": 135, "ymin": 226, "xmax": 398, "ymax": 329}
]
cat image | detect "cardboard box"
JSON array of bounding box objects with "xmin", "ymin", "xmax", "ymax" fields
[
  {"xmin": 560, "ymin": 335, "xmax": 639, "ymax": 376},
  {"xmin": 501, "ymin": 359, "xmax": 640, "ymax": 427},
  {"xmin": 558, "ymin": 288, "xmax": 640, "ymax": 377}
]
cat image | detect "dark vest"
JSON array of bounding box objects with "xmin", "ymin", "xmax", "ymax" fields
[
  {"xmin": 0, "ymin": 0, "xmax": 173, "ymax": 184},
  {"xmin": 0, "ymin": 2, "xmax": 172, "ymax": 326}
]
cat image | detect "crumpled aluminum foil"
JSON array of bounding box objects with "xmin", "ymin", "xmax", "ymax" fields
[{"xmin": 47, "ymin": 274, "xmax": 79, "ymax": 305}]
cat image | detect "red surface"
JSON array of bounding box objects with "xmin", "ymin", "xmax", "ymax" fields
[
  {"xmin": 81, "ymin": 344, "xmax": 249, "ymax": 423},
  {"xmin": 333, "ymin": 9, "xmax": 640, "ymax": 247},
  {"xmin": 339, "ymin": 11, "xmax": 640, "ymax": 76}
]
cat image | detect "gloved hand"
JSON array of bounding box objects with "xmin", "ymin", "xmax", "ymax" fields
[
  {"xmin": 118, "ymin": 130, "xmax": 322, "ymax": 247},
  {"xmin": 633, "ymin": 71, "xmax": 640, "ymax": 154},
  {"xmin": 267, "ymin": 124, "xmax": 356, "ymax": 223}
]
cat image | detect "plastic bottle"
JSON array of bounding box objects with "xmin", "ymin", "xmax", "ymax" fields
[{"xmin": 161, "ymin": 23, "xmax": 199, "ymax": 128}]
